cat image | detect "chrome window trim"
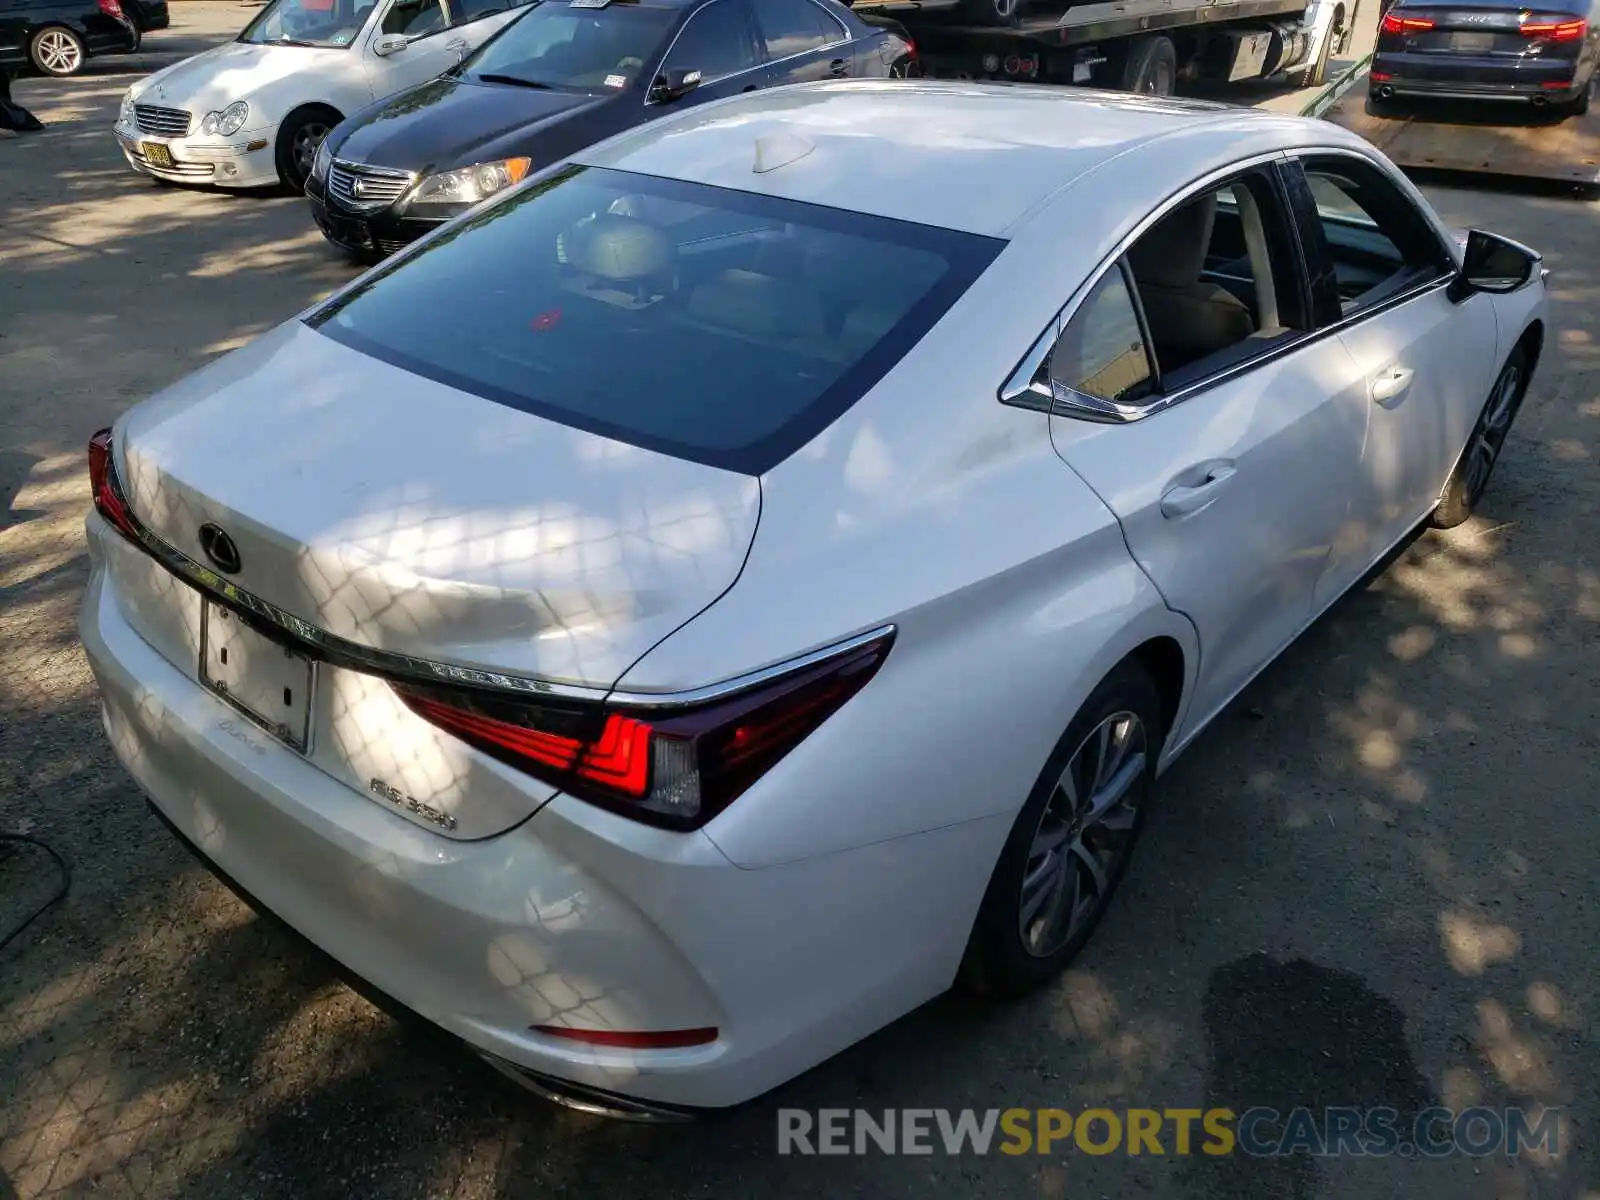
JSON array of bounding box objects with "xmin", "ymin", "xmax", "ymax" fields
[
  {"xmin": 102, "ymin": 463, "xmax": 894, "ymax": 710},
  {"xmin": 998, "ymin": 150, "xmax": 1288, "ymax": 423}
]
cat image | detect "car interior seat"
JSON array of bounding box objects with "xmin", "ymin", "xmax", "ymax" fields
[{"xmin": 1126, "ymin": 193, "xmax": 1256, "ymax": 373}]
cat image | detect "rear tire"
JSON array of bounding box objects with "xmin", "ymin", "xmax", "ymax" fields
[
  {"xmin": 1120, "ymin": 35, "xmax": 1177, "ymax": 96},
  {"xmin": 958, "ymin": 659, "xmax": 1164, "ymax": 997},
  {"xmin": 1365, "ymin": 89, "xmax": 1400, "ymax": 117},
  {"xmin": 29, "ymin": 25, "xmax": 86, "ymax": 76},
  {"xmin": 1562, "ymin": 80, "xmax": 1591, "ymax": 117}
]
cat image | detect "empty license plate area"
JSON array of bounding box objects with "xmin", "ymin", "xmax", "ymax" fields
[
  {"xmin": 200, "ymin": 600, "xmax": 314, "ymax": 752},
  {"xmin": 1449, "ymin": 31, "xmax": 1497, "ymax": 52}
]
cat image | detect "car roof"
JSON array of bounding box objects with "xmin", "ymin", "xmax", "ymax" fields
[{"xmin": 572, "ymin": 80, "xmax": 1342, "ymax": 237}]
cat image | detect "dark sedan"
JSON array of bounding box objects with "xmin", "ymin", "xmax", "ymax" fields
[
  {"xmin": 304, "ymin": 0, "xmax": 916, "ymax": 258},
  {"xmin": 0, "ymin": 0, "xmax": 137, "ymax": 76},
  {"xmin": 1370, "ymin": 0, "xmax": 1596, "ymax": 113}
]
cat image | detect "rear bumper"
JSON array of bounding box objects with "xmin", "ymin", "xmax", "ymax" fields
[
  {"xmin": 79, "ymin": 515, "xmax": 1001, "ymax": 1109},
  {"xmin": 1371, "ymin": 51, "xmax": 1586, "ymax": 100}
]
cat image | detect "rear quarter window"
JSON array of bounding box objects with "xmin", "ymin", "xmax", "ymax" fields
[{"xmin": 307, "ymin": 166, "xmax": 1002, "ymax": 475}]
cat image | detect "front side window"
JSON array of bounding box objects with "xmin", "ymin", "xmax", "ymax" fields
[
  {"xmin": 462, "ymin": 0, "xmax": 677, "ymax": 89},
  {"xmin": 308, "ymin": 166, "xmax": 1003, "ymax": 474},
  {"xmin": 751, "ymin": 0, "xmax": 841, "ymax": 59},
  {"xmin": 237, "ymin": 0, "xmax": 372, "ymax": 48},
  {"xmin": 1293, "ymin": 155, "xmax": 1453, "ymax": 317},
  {"xmin": 1048, "ymin": 266, "xmax": 1153, "ymax": 407},
  {"xmin": 665, "ymin": 0, "xmax": 761, "ymax": 80}
]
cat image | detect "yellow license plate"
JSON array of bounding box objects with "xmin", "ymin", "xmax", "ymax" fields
[{"xmin": 141, "ymin": 141, "xmax": 174, "ymax": 169}]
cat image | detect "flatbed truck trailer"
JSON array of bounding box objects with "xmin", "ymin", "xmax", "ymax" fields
[
  {"xmin": 849, "ymin": 0, "xmax": 1358, "ymax": 95},
  {"xmin": 1323, "ymin": 91, "xmax": 1600, "ymax": 188}
]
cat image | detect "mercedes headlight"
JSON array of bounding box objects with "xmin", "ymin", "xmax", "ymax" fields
[
  {"xmin": 311, "ymin": 136, "xmax": 334, "ymax": 183},
  {"xmin": 119, "ymin": 90, "xmax": 135, "ymax": 124},
  {"xmin": 404, "ymin": 158, "xmax": 532, "ymax": 212},
  {"xmin": 200, "ymin": 100, "xmax": 250, "ymax": 138}
]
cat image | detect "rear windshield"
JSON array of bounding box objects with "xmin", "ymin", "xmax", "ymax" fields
[{"xmin": 307, "ymin": 166, "xmax": 1002, "ymax": 474}]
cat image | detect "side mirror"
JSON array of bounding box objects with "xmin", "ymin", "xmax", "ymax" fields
[
  {"xmin": 372, "ymin": 32, "xmax": 410, "ymax": 55},
  {"xmin": 1448, "ymin": 228, "xmax": 1541, "ymax": 302},
  {"xmin": 650, "ymin": 67, "xmax": 702, "ymax": 103}
]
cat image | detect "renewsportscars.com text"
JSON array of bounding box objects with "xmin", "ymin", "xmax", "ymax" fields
[{"xmin": 776, "ymin": 1106, "xmax": 1560, "ymax": 1159}]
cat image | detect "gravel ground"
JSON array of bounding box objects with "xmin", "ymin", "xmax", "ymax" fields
[{"xmin": 1, "ymin": 8, "xmax": 1597, "ymax": 1197}]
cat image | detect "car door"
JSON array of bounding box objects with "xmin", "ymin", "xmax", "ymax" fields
[
  {"xmin": 748, "ymin": 0, "xmax": 852, "ymax": 84},
  {"xmin": 1039, "ymin": 161, "xmax": 1373, "ymax": 733},
  {"xmin": 363, "ymin": 0, "xmax": 474, "ymax": 98},
  {"xmin": 652, "ymin": 0, "xmax": 766, "ymax": 107},
  {"xmin": 1280, "ymin": 151, "xmax": 1499, "ymax": 610}
]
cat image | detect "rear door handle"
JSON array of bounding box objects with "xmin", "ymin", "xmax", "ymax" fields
[
  {"xmin": 1370, "ymin": 365, "xmax": 1415, "ymax": 407},
  {"xmin": 1160, "ymin": 464, "xmax": 1237, "ymax": 519},
  {"xmin": 829, "ymin": 57, "xmax": 850, "ymax": 76}
]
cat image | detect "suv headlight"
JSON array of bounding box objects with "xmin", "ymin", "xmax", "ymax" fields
[
  {"xmin": 403, "ymin": 158, "xmax": 532, "ymax": 212},
  {"xmin": 200, "ymin": 100, "xmax": 250, "ymax": 138},
  {"xmin": 311, "ymin": 137, "xmax": 334, "ymax": 183}
]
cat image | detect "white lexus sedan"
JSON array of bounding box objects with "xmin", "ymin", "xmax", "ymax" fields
[
  {"xmin": 113, "ymin": 0, "xmax": 530, "ymax": 191},
  {"xmin": 82, "ymin": 81, "xmax": 1547, "ymax": 1118}
]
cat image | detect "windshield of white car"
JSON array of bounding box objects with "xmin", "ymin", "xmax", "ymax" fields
[
  {"xmin": 307, "ymin": 166, "xmax": 1004, "ymax": 474},
  {"xmin": 238, "ymin": 0, "xmax": 369, "ymax": 48},
  {"xmin": 460, "ymin": 2, "xmax": 677, "ymax": 92}
]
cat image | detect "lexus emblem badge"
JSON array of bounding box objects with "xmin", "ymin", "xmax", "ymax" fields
[{"xmin": 198, "ymin": 523, "xmax": 242, "ymax": 575}]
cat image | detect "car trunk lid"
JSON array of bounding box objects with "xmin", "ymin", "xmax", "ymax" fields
[{"xmin": 107, "ymin": 321, "xmax": 759, "ymax": 837}]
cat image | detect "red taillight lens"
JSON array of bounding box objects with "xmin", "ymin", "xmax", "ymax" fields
[
  {"xmin": 532, "ymin": 1025, "xmax": 718, "ymax": 1049},
  {"xmin": 1380, "ymin": 10, "xmax": 1436, "ymax": 32},
  {"xmin": 98, "ymin": 0, "xmax": 125, "ymax": 17},
  {"xmin": 396, "ymin": 630, "xmax": 894, "ymax": 830},
  {"xmin": 88, "ymin": 428, "xmax": 140, "ymax": 540},
  {"xmin": 1521, "ymin": 16, "xmax": 1586, "ymax": 38}
]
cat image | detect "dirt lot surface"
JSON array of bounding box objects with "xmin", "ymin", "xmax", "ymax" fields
[{"xmin": 2, "ymin": 8, "xmax": 1597, "ymax": 1197}]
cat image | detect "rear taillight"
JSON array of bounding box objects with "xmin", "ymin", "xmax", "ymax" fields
[
  {"xmin": 395, "ymin": 630, "xmax": 894, "ymax": 830},
  {"xmin": 87, "ymin": 428, "xmax": 140, "ymax": 540},
  {"xmin": 1380, "ymin": 10, "xmax": 1436, "ymax": 32},
  {"xmin": 98, "ymin": 0, "xmax": 125, "ymax": 17},
  {"xmin": 1521, "ymin": 15, "xmax": 1586, "ymax": 38}
]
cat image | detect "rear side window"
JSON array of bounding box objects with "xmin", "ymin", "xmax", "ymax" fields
[
  {"xmin": 308, "ymin": 166, "xmax": 1002, "ymax": 474},
  {"xmin": 752, "ymin": 0, "xmax": 843, "ymax": 58}
]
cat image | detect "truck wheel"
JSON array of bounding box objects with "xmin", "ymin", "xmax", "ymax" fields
[
  {"xmin": 1121, "ymin": 35, "xmax": 1177, "ymax": 96},
  {"xmin": 1290, "ymin": 25, "xmax": 1333, "ymax": 88},
  {"xmin": 957, "ymin": 0, "xmax": 1022, "ymax": 27}
]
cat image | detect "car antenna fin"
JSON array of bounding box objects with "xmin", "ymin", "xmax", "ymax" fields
[{"xmin": 752, "ymin": 131, "xmax": 815, "ymax": 174}]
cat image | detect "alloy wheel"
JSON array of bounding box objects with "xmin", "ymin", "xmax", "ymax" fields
[
  {"xmin": 35, "ymin": 29, "xmax": 83, "ymax": 75},
  {"xmin": 1018, "ymin": 710, "xmax": 1148, "ymax": 958},
  {"xmin": 293, "ymin": 121, "xmax": 332, "ymax": 181},
  {"xmin": 1462, "ymin": 360, "xmax": 1522, "ymax": 508}
]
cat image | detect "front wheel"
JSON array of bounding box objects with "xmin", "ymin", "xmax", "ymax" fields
[
  {"xmin": 30, "ymin": 25, "xmax": 86, "ymax": 76},
  {"xmin": 959, "ymin": 659, "xmax": 1164, "ymax": 997},
  {"xmin": 274, "ymin": 107, "xmax": 338, "ymax": 194},
  {"xmin": 1432, "ymin": 345, "xmax": 1531, "ymax": 529}
]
